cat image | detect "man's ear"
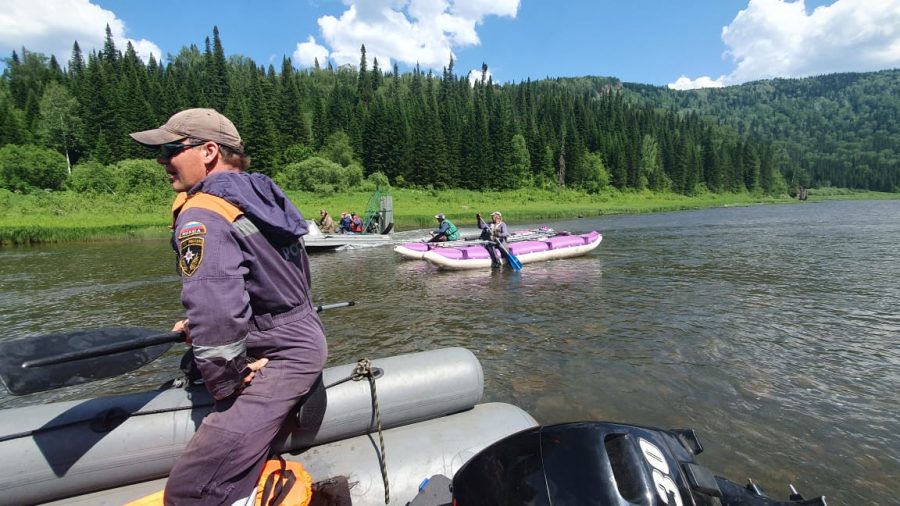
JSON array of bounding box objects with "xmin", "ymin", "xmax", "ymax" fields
[{"xmin": 202, "ymin": 142, "xmax": 219, "ymax": 164}]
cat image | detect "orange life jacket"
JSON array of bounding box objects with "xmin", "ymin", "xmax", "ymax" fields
[{"xmin": 123, "ymin": 458, "xmax": 312, "ymax": 506}]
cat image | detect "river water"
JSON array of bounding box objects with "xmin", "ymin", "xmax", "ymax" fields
[{"xmin": 1, "ymin": 199, "xmax": 897, "ymax": 504}]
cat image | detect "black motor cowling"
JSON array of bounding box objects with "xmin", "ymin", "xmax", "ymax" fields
[{"xmin": 449, "ymin": 421, "xmax": 826, "ymax": 506}]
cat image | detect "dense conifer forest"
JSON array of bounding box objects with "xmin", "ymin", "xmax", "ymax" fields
[
  {"xmin": 0, "ymin": 26, "xmax": 896, "ymax": 196},
  {"xmin": 622, "ymin": 69, "xmax": 900, "ymax": 192}
]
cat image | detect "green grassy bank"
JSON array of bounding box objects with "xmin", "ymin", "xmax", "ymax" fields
[{"xmin": 1, "ymin": 187, "xmax": 896, "ymax": 245}]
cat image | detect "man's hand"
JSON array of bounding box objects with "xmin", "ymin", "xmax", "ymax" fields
[
  {"xmin": 242, "ymin": 358, "xmax": 269, "ymax": 385},
  {"xmin": 172, "ymin": 319, "xmax": 191, "ymax": 344}
]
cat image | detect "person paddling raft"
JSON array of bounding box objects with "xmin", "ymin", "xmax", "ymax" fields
[
  {"xmin": 477, "ymin": 211, "xmax": 509, "ymax": 268},
  {"xmin": 129, "ymin": 108, "xmax": 328, "ymax": 506},
  {"xmin": 428, "ymin": 213, "xmax": 460, "ymax": 243}
]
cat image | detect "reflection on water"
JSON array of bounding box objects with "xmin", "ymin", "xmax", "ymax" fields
[{"xmin": 1, "ymin": 200, "xmax": 898, "ymax": 504}]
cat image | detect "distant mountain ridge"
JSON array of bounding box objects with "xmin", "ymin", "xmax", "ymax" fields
[
  {"xmin": 1, "ymin": 25, "xmax": 896, "ymax": 196},
  {"xmin": 617, "ymin": 69, "xmax": 900, "ymax": 192}
]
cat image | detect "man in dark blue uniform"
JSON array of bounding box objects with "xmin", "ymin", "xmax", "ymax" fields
[{"xmin": 130, "ymin": 108, "xmax": 327, "ymax": 505}]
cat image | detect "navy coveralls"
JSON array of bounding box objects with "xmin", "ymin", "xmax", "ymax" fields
[{"xmin": 164, "ymin": 172, "xmax": 327, "ymax": 505}]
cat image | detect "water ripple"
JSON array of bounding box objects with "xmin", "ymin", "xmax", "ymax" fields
[{"xmin": 1, "ymin": 201, "xmax": 898, "ymax": 504}]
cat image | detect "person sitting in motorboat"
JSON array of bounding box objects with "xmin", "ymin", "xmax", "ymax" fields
[
  {"xmin": 318, "ymin": 209, "xmax": 337, "ymax": 233},
  {"xmin": 477, "ymin": 211, "xmax": 510, "ymax": 268},
  {"xmin": 428, "ymin": 213, "xmax": 460, "ymax": 243},
  {"xmin": 339, "ymin": 212, "xmax": 352, "ymax": 233},
  {"xmin": 349, "ymin": 212, "xmax": 365, "ymax": 233}
]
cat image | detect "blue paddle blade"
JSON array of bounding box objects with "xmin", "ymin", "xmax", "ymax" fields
[
  {"xmin": 508, "ymin": 253, "xmax": 522, "ymax": 271},
  {"xmin": 509, "ymin": 254, "xmax": 523, "ymax": 271},
  {"xmin": 496, "ymin": 242, "xmax": 522, "ymax": 272}
]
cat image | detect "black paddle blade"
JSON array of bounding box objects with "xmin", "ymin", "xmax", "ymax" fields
[{"xmin": 0, "ymin": 327, "xmax": 177, "ymax": 396}]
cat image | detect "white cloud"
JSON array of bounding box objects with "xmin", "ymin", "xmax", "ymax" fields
[
  {"xmin": 293, "ymin": 36, "xmax": 331, "ymax": 68},
  {"xmin": 668, "ymin": 75, "xmax": 726, "ymax": 91},
  {"xmin": 669, "ymin": 0, "xmax": 900, "ymax": 90},
  {"xmin": 467, "ymin": 67, "xmax": 492, "ymax": 86},
  {"xmin": 0, "ymin": 0, "xmax": 161, "ymax": 67},
  {"xmin": 295, "ymin": 0, "xmax": 520, "ymax": 74}
]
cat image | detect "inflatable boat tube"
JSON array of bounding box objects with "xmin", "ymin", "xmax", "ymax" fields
[
  {"xmin": 423, "ymin": 231, "xmax": 602, "ymax": 270},
  {"xmin": 47, "ymin": 402, "xmax": 538, "ymax": 505},
  {"xmin": 0, "ymin": 347, "xmax": 486, "ymax": 505}
]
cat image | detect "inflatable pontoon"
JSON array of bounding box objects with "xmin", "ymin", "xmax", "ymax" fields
[
  {"xmin": 0, "ymin": 348, "xmax": 536, "ymax": 505},
  {"xmin": 418, "ymin": 231, "xmax": 602, "ymax": 270},
  {"xmin": 0, "ymin": 346, "xmax": 826, "ymax": 506}
]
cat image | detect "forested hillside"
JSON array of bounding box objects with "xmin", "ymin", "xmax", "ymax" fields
[
  {"xmin": 1, "ymin": 26, "xmax": 891, "ymax": 198},
  {"xmin": 622, "ymin": 70, "xmax": 900, "ymax": 192}
]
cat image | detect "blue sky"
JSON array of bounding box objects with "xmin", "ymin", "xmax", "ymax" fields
[{"xmin": 2, "ymin": 0, "xmax": 898, "ymax": 89}]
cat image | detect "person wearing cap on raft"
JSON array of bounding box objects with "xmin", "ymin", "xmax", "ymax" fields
[
  {"xmin": 338, "ymin": 211, "xmax": 352, "ymax": 233},
  {"xmin": 428, "ymin": 213, "xmax": 460, "ymax": 243},
  {"xmin": 318, "ymin": 209, "xmax": 337, "ymax": 233},
  {"xmin": 129, "ymin": 108, "xmax": 328, "ymax": 506},
  {"xmin": 477, "ymin": 211, "xmax": 509, "ymax": 268}
]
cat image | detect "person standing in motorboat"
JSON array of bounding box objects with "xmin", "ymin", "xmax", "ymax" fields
[
  {"xmin": 129, "ymin": 108, "xmax": 328, "ymax": 506},
  {"xmin": 318, "ymin": 209, "xmax": 337, "ymax": 233},
  {"xmin": 428, "ymin": 213, "xmax": 460, "ymax": 243},
  {"xmin": 477, "ymin": 211, "xmax": 509, "ymax": 268}
]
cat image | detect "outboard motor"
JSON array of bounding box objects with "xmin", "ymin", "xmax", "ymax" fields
[{"xmin": 444, "ymin": 421, "xmax": 826, "ymax": 506}]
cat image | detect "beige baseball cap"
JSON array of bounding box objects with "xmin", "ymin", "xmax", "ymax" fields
[{"xmin": 129, "ymin": 108, "xmax": 244, "ymax": 153}]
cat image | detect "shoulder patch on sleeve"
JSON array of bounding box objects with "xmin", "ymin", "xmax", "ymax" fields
[
  {"xmin": 178, "ymin": 221, "xmax": 207, "ymax": 240},
  {"xmin": 179, "ymin": 236, "xmax": 205, "ymax": 276}
]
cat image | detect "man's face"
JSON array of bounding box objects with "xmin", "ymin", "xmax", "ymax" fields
[{"xmin": 157, "ymin": 141, "xmax": 208, "ymax": 192}]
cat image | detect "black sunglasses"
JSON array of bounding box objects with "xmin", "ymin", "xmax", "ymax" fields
[{"xmin": 159, "ymin": 141, "xmax": 206, "ymax": 159}]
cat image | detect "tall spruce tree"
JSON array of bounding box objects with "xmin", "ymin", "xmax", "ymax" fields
[{"xmin": 205, "ymin": 27, "xmax": 230, "ymax": 112}]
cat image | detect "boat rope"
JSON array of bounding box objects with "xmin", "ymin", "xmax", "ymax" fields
[
  {"xmin": 350, "ymin": 358, "xmax": 390, "ymax": 504},
  {"xmin": 322, "ymin": 359, "xmax": 390, "ymax": 504}
]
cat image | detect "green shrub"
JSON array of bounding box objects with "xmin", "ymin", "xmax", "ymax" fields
[
  {"xmin": 274, "ymin": 156, "xmax": 364, "ymax": 192},
  {"xmin": 0, "ymin": 144, "xmax": 68, "ymax": 192},
  {"xmin": 366, "ymin": 171, "xmax": 389, "ymax": 189},
  {"xmin": 280, "ymin": 144, "xmax": 315, "ymax": 165},
  {"xmin": 69, "ymin": 161, "xmax": 115, "ymax": 192},
  {"xmin": 110, "ymin": 159, "xmax": 169, "ymax": 194}
]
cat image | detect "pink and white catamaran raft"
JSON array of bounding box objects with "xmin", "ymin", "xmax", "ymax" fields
[
  {"xmin": 394, "ymin": 227, "xmax": 561, "ymax": 260},
  {"xmin": 395, "ymin": 230, "xmax": 602, "ymax": 270}
]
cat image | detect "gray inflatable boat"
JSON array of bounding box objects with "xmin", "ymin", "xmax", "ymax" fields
[{"xmin": 0, "ymin": 347, "xmax": 537, "ymax": 505}]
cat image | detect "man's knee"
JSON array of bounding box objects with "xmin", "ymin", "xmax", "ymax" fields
[{"xmin": 165, "ymin": 424, "xmax": 254, "ymax": 504}]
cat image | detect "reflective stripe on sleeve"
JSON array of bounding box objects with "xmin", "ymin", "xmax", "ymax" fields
[
  {"xmin": 193, "ymin": 339, "xmax": 247, "ymax": 361},
  {"xmin": 233, "ymin": 217, "xmax": 259, "ymax": 237}
]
